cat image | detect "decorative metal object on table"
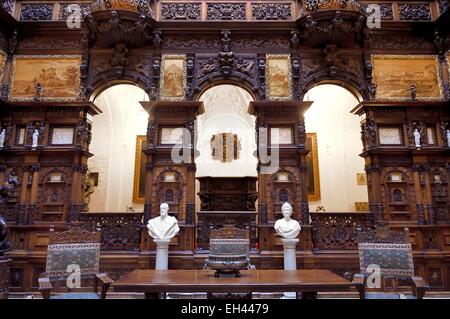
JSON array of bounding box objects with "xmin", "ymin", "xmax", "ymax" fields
[{"xmin": 205, "ymin": 226, "xmax": 250, "ymax": 277}]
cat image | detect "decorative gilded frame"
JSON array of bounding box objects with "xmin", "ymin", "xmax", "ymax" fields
[
  {"xmin": 307, "ymin": 133, "xmax": 320, "ymax": 202},
  {"xmin": 371, "ymin": 54, "xmax": 444, "ymax": 101},
  {"xmin": 265, "ymin": 54, "xmax": 293, "ymax": 101},
  {"xmin": 0, "ymin": 50, "xmax": 6, "ymax": 76},
  {"xmin": 160, "ymin": 54, "xmax": 187, "ymax": 101},
  {"xmin": 9, "ymin": 55, "xmax": 82, "ymax": 101},
  {"xmin": 133, "ymin": 135, "xmax": 147, "ymax": 203}
]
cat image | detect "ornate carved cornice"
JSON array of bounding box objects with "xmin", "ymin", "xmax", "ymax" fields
[{"xmin": 85, "ymin": 10, "xmax": 155, "ymax": 49}]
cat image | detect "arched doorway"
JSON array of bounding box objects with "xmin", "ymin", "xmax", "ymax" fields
[
  {"xmin": 303, "ymin": 84, "xmax": 368, "ymax": 212},
  {"xmin": 87, "ymin": 84, "xmax": 149, "ymax": 212},
  {"xmin": 196, "ymin": 84, "xmax": 257, "ymax": 178}
]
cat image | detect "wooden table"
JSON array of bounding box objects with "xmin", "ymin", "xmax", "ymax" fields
[{"xmin": 112, "ymin": 269, "xmax": 352, "ymax": 299}]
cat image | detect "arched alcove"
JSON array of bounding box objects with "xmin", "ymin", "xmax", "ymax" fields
[
  {"xmin": 88, "ymin": 84, "xmax": 149, "ymax": 212},
  {"xmin": 304, "ymin": 84, "xmax": 368, "ymax": 212},
  {"xmin": 195, "ymin": 84, "xmax": 258, "ymax": 211}
]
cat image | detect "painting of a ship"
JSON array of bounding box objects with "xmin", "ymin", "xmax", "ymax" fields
[{"xmin": 10, "ymin": 55, "xmax": 81, "ymax": 100}]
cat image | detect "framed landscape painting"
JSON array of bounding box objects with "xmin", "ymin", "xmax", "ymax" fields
[
  {"xmin": 10, "ymin": 55, "xmax": 81, "ymax": 101},
  {"xmin": 266, "ymin": 54, "xmax": 292, "ymax": 101},
  {"xmin": 160, "ymin": 54, "xmax": 186, "ymax": 101},
  {"xmin": 372, "ymin": 55, "xmax": 443, "ymax": 101}
]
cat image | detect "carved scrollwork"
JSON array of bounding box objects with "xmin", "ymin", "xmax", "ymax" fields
[
  {"xmin": 312, "ymin": 212, "xmax": 372, "ymax": 250},
  {"xmin": 80, "ymin": 213, "xmax": 142, "ymax": 250},
  {"xmin": 160, "ymin": 2, "xmax": 201, "ymax": 20},
  {"xmin": 251, "ymin": 3, "xmax": 292, "ymax": 21},
  {"xmin": 207, "ymin": 3, "xmax": 246, "ymax": 21},
  {"xmin": 398, "ymin": 4, "xmax": 432, "ymax": 21},
  {"xmin": 20, "ymin": 3, "xmax": 53, "ymax": 21}
]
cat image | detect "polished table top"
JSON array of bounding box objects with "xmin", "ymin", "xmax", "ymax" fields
[{"xmin": 112, "ymin": 269, "xmax": 352, "ymax": 293}]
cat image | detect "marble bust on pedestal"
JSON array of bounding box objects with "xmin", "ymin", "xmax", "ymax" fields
[
  {"xmin": 274, "ymin": 202, "xmax": 301, "ymax": 239},
  {"xmin": 147, "ymin": 203, "xmax": 180, "ymax": 240}
]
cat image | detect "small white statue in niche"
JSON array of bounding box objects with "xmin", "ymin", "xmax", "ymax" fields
[
  {"xmin": 274, "ymin": 202, "xmax": 301, "ymax": 239},
  {"xmin": 31, "ymin": 128, "xmax": 39, "ymax": 149},
  {"xmin": 413, "ymin": 128, "xmax": 421, "ymax": 148},
  {"xmin": 0, "ymin": 129, "xmax": 6, "ymax": 148},
  {"xmin": 446, "ymin": 130, "xmax": 450, "ymax": 148},
  {"xmin": 147, "ymin": 203, "xmax": 180, "ymax": 240}
]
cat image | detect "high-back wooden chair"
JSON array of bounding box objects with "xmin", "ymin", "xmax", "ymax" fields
[
  {"xmin": 206, "ymin": 226, "xmax": 250, "ymax": 277},
  {"xmin": 38, "ymin": 223, "xmax": 113, "ymax": 299},
  {"xmin": 353, "ymin": 223, "xmax": 429, "ymax": 299}
]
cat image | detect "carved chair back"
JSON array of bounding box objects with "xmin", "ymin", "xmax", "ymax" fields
[
  {"xmin": 357, "ymin": 223, "xmax": 414, "ymax": 291},
  {"xmin": 44, "ymin": 224, "xmax": 101, "ymax": 283},
  {"xmin": 209, "ymin": 226, "xmax": 250, "ymax": 257}
]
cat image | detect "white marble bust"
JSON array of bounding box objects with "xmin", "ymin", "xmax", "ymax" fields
[
  {"xmin": 147, "ymin": 203, "xmax": 180, "ymax": 240},
  {"xmin": 274, "ymin": 202, "xmax": 301, "ymax": 239}
]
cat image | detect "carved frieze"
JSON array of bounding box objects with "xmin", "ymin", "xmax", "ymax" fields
[
  {"xmin": 207, "ymin": 3, "xmax": 246, "ymax": 20},
  {"xmin": 398, "ymin": 4, "xmax": 432, "ymax": 21},
  {"xmin": 18, "ymin": 37, "xmax": 81, "ymax": 50},
  {"xmin": 196, "ymin": 53, "xmax": 257, "ymax": 80},
  {"xmin": 163, "ymin": 35, "xmax": 220, "ymax": 50},
  {"xmin": 20, "ymin": 3, "xmax": 53, "ymax": 21},
  {"xmin": 368, "ymin": 35, "xmax": 434, "ymax": 50},
  {"xmin": 233, "ymin": 36, "xmax": 290, "ymax": 50},
  {"xmin": 251, "ymin": 3, "xmax": 292, "ymax": 20},
  {"xmin": 160, "ymin": 3, "xmax": 201, "ymax": 20}
]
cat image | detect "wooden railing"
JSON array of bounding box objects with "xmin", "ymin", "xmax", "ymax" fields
[
  {"xmin": 80, "ymin": 212, "xmax": 143, "ymax": 251},
  {"xmin": 310, "ymin": 212, "xmax": 373, "ymax": 251}
]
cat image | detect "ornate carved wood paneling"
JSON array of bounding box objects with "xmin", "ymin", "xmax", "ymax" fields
[
  {"xmin": 80, "ymin": 213, "xmax": 142, "ymax": 251},
  {"xmin": 398, "ymin": 3, "xmax": 432, "ymax": 21},
  {"xmin": 206, "ymin": 3, "xmax": 246, "ymax": 21},
  {"xmin": 251, "ymin": 3, "xmax": 292, "ymax": 21},
  {"xmin": 19, "ymin": 3, "xmax": 53, "ymax": 21},
  {"xmin": 197, "ymin": 177, "xmax": 258, "ymax": 211},
  {"xmin": 1, "ymin": 0, "xmax": 450, "ymax": 293},
  {"xmin": 160, "ymin": 2, "xmax": 201, "ymax": 20},
  {"xmin": 311, "ymin": 212, "xmax": 373, "ymax": 250},
  {"xmin": 196, "ymin": 211, "xmax": 257, "ymax": 251},
  {"xmin": 1, "ymin": 0, "xmax": 15, "ymax": 14}
]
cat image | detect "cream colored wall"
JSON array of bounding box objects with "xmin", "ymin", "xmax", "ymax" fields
[
  {"xmin": 196, "ymin": 85, "xmax": 257, "ymax": 177},
  {"xmin": 304, "ymin": 84, "xmax": 368, "ymax": 212},
  {"xmin": 88, "ymin": 84, "xmax": 149, "ymax": 212}
]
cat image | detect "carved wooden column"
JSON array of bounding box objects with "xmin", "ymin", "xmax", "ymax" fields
[
  {"xmin": 249, "ymin": 101, "xmax": 312, "ymax": 252},
  {"xmin": 17, "ymin": 168, "xmax": 29, "ymax": 225},
  {"xmin": 412, "ymin": 164, "xmax": 426, "ymax": 225},
  {"xmin": 423, "ymin": 167, "xmax": 435, "ymax": 224},
  {"xmin": 140, "ymin": 101, "xmax": 204, "ymax": 252},
  {"xmin": 28, "ymin": 165, "xmax": 40, "ymax": 225}
]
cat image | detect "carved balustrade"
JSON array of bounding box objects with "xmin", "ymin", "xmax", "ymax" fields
[
  {"xmin": 80, "ymin": 212, "xmax": 143, "ymax": 251},
  {"xmin": 311, "ymin": 212, "xmax": 373, "ymax": 251}
]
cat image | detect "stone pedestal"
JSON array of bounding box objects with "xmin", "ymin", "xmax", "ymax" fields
[
  {"xmin": 282, "ymin": 238, "xmax": 299, "ymax": 299},
  {"xmin": 154, "ymin": 239, "xmax": 171, "ymax": 270},
  {"xmin": 282, "ymin": 238, "xmax": 299, "ymax": 270},
  {"xmin": 0, "ymin": 258, "xmax": 11, "ymax": 300}
]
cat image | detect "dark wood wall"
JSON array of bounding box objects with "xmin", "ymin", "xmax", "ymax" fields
[{"xmin": 0, "ymin": 1, "xmax": 449, "ymax": 292}]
